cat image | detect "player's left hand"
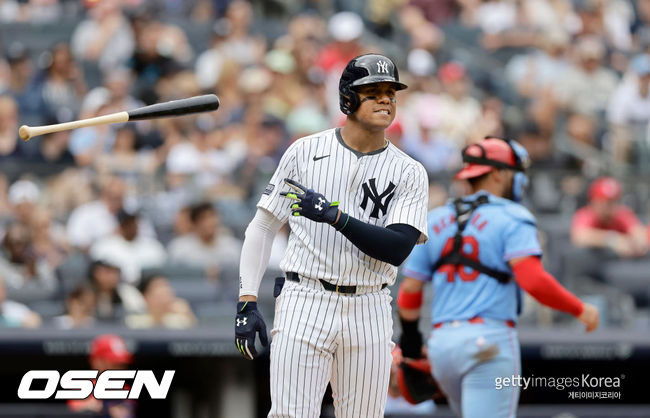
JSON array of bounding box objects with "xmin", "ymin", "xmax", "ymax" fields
[
  {"xmin": 235, "ymin": 301, "xmax": 269, "ymax": 360},
  {"xmin": 280, "ymin": 178, "xmax": 340, "ymax": 224}
]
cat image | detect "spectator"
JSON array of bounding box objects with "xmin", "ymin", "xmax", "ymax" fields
[
  {"xmin": 88, "ymin": 259, "xmax": 145, "ymax": 323},
  {"xmin": 71, "ymin": 0, "xmax": 135, "ymax": 72},
  {"xmin": 29, "ymin": 206, "xmax": 70, "ymax": 273},
  {"xmin": 39, "ymin": 42, "xmax": 87, "ymax": 123},
  {"xmin": 95, "ymin": 125, "xmax": 158, "ymax": 183},
  {"xmin": 3, "ymin": 42, "xmax": 47, "ymax": 127},
  {"xmin": 52, "ymin": 282, "xmax": 96, "ymax": 329},
  {"xmin": 435, "ymin": 62, "xmax": 482, "ymax": 147},
  {"xmin": 607, "ymin": 54, "xmax": 650, "ymax": 164},
  {"xmin": 0, "ymin": 222, "xmax": 57, "ymax": 300},
  {"xmin": 554, "ymin": 36, "xmax": 619, "ymax": 118},
  {"xmin": 90, "ymin": 208, "xmax": 166, "ymax": 285},
  {"xmin": 126, "ymin": 273, "xmax": 196, "ymax": 329},
  {"xmin": 8, "ymin": 179, "xmax": 39, "ymax": 227},
  {"xmin": 571, "ymin": 177, "xmax": 648, "ymax": 258},
  {"xmin": 167, "ymin": 202, "xmax": 242, "ymax": 273},
  {"xmin": 66, "ymin": 176, "xmax": 126, "ymax": 250},
  {"xmin": 67, "ymin": 334, "xmax": 136, "ymax": 417},
  {"xmin": 0, "ymin": 274, "xmax": 41, "ymax": 328}
]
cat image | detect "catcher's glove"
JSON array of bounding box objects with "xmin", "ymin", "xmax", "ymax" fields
[
  {"xmin": 280, "ymin": 178, "xmax": 340, "ymax": 224},
  {"xmin": 393, "ymin": 345, "xmax": 444, "ymax": 404},
  {"xmin": 234, "ymin": 301, "xmax": 268, "ymax": 360}
]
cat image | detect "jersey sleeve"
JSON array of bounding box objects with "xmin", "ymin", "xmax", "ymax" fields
[
  {"xmin": 402, "ymin": 235, "xmax": 434, "ymax": 282},
  {"xmin": 256, "ymin": 141, "xmax": 301, "ymax": 223},
  {"xmin": 615, "ymin": 206, "xmax": 642, "ymax": 233},
  {"xmin": 385, "ymin": 162, "xmax": 429, "ymax": 244},
  {"xmin": 502, "ymin": 204, "xmax": 543, "ymax": 261}
]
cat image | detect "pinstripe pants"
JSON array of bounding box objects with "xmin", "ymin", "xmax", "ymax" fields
[{"xmin": 268, "ymin": 279, "xmax": 394, "ymax": 418}]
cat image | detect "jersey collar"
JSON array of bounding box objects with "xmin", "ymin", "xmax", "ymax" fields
[{"xmin": 335, "ymin": 128, "xmax": 389, "ymax": 159}]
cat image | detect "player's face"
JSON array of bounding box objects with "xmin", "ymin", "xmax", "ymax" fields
[{"xmin": 353, "ymin": 83, "xmax": 397, "ymax": 130}]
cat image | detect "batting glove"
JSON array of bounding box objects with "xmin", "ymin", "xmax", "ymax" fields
[
  {"xmin": 280, "ymin": 178, "xmax": 340, "ymax": 224},
  {"xmin": 235, "ymin": 301, "xmax": 269, "ymax": 360},
  {"xmin": 399, "ymin": 317, "xmax": 424, "ymax": 359}
]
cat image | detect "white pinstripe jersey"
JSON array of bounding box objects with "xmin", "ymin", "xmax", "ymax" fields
[{"xmin": 258, "ymin": 127, "xmax": 429, "ymax": 287}]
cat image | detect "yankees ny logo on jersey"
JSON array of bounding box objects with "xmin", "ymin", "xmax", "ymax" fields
[
  {"xmin": 360, "ymin": 178, "xmax": 396, "ymax": 218},
  {"xmin": 377, "ymin": 60, "xmax": 389, "ymax": 73},
  {"xmin": 236, "ymin": 317, "xmax": 247, "ymax": 326}
]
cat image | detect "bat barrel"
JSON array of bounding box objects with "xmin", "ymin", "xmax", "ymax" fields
[{"xmin": 127, "ymin": 94, "xmax": 220, "ymax": 121}]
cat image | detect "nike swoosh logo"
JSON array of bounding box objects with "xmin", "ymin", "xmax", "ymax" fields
[{"xmin": 313, "ymin": 155, "xmax": 330, "ymax": 161}]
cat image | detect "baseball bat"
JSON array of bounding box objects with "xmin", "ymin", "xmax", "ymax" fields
[{"xmin": 18, "ymin": 94, "xmax": 220, "ymax": 141}]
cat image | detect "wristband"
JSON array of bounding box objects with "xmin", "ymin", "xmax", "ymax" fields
[{"xmin": 397, "ymin": 284, "xmax": 423, "ymax": 309}]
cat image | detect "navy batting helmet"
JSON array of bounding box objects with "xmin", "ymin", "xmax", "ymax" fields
[{"xmin": 339, "ymin": 54, "xmax": 408, "ymax": 115}]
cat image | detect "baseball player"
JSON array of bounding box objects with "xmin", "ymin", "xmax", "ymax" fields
[
  {"xmin": 396, "ymin": 137, "xmax": 599, "ymax": 418},
  {"xmin": 234, "ymin": 54, "xmax": 429, "ymax": 418}
]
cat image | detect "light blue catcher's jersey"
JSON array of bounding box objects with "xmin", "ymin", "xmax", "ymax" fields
[{"xmin": 402, "ymin": 191, "xmax": 542, "ymax": 324}]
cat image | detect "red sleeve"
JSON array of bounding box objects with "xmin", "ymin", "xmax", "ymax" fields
[
  {"xmin": 614, "ymin": 206, "xmax": 641, "ymax": 233},
  {"xmin": 512, "ymin": 257, "xmax": 584, "ymax": 317},
  {"xmin": 571, "ymin": 207, "xmax": 597, "ymax": 232}
]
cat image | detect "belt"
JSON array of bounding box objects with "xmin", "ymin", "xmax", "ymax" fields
[
  {"xmin": 433, "ymin": 316, "xmax": 515, "ymax": 329},
  {"xmin": 286, "ymin": 272, "xmax": 387, "ymax": 295}
]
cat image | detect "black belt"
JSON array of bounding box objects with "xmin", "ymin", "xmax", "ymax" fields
[{"xmin": 286, "ymin": 272, "xmax": 387, "ymax": 295}]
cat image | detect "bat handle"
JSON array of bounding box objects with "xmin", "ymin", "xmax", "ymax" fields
[{"xmin": 19, "ymin": 112, "xmax": 129, "ymax": 141}]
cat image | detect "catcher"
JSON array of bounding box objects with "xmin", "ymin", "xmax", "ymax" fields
[{"xmin": 396, "ymin": 137, "xmax": 599, "ymax": 418}]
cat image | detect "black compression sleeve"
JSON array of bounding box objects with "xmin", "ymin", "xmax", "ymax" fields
[{"xmin": 332, "ymin": 213, "xmax": 420, "ymax": 266}]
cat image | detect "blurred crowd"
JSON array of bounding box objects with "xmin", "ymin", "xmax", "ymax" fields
[{"xmin": 1, "ymin": 0, "xmax": 650, "ymax": 331}]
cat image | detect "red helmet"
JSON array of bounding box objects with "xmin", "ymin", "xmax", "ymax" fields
[
  {"xmin": 588, "ymin": 177, "xmax": 621, "ymax": 202},
  {"xmin": 89, "ymin": 334, "xmax": 133, "ymax": 364},
  {"xmin": 455, "ymin": 137, "xmax": 520, "ymax": 180}
]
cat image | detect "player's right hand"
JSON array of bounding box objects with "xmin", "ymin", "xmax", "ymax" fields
[
  {"xmin": 578, "ymin": 302, "xmax": 599, "ymax": 333},
  {"xmin": 399, "ymin": 317, "xmax": 424, "ymax": 358},
  {"xmin": 235, "ymin": 301, "xmax": 269, "ymax": 360}
]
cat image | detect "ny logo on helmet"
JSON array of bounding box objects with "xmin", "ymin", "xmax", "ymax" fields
[
  {"xmin": 360, "ymin": 178, "xmax": 396, "ymax": 218},
  {"xmin": 376, "ymin": 60, "xmax": 389, "ymax": 74},
  {"xmin": 236, "ymin": 318, "xmax": 247, "ymax": 327}
]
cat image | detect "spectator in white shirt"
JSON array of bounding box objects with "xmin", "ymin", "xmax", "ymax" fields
[
  {"xmin": 90, "ymin": 208, "xmax": 166, "ymax": 286},
  {"xmin": 607, "ymin": 54, "xmax": 650, "ymax": 163}
]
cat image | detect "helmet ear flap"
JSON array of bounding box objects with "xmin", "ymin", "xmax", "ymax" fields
[{"xmin": 340, "ymin": 85, "xmax": 360, "ymax": 115}]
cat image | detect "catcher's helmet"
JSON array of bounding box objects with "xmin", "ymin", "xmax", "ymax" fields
[
  {"xmin": 456, "ymin": 137, "xmax": 530, "ymax": 202},
  {"xmin": 339, "ymin": 54, "xmax": 407, "ymax": 115}
]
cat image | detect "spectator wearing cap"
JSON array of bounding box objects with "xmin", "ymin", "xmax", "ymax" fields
[
  {"xmin": 68, "ymin": 334, "xmax": 136, "ymax": 417},
  {"xmin": 0, "ymin": 274, "xmax": 41, "ymax": 328},
  {"xmin": 52, "ymin": 282, "xmax": 96, "ymax": 329},
  {"xmin": 317, "ymin": 11, "xmax": 364, "ymax": 74},
  {"xmin": 167, "ymin": 202, "xmax": 242, "ymax": 274},
  {"xmin": 126, "ymin": 272, "xmax": 196, "ymax": 329},
  {"xmin": 8, "ymin": 179, "xmax": 39, "ymax": 228},
  {"xmin": 571, "ymin": 177, "xmax": 648, "ymax": 258},
  {"xmin": 90, "ymin": 208, "xmax": 166, "ymax": 285},
  {"xmin": 87, "ymin": 259, "xmax": 145, "ymax": 323},
  {"xmin": 607, "ymin": 54, "xmax": 650, "ymax": 164},
  {"xmin": 435, "ymin": 61, "xmax": 482, "ymax": 147},
  {"xmin": 0, "ymin": 221, "xmax": 57, "ymax": 301}
]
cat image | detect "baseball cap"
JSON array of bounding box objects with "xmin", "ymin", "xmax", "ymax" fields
[
  {"xmin": 438, "ymin": 62, "xmax": 466, "ymax": 83},
  {"xmin": 407, "ymin": 48, "xmax": 436, "ymax": 77},
  {"xmin": 8, "ymin": 180, "xmax": 40, "ymax": 205},
  {"xmin": 329, "ymin": 12, "xmax": 363, "ymax": 42},
  {"xmin": 588, "ymin": 177, "xmax": 622, "ymax": 202},
  {"xmin": 89, "ymin": 334, "xmax": 133, "ymax": 364}
]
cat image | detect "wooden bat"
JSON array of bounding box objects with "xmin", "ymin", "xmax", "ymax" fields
[{"xmin": 18, "ymin": 94, "xmax": 220, "ymax": 141}]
